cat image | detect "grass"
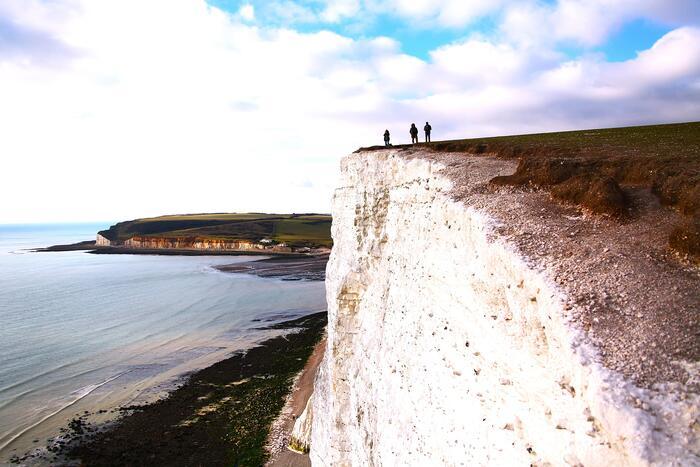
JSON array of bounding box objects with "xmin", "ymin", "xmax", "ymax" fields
[
  {"xmin": 98, "ymin": 213, "xmax": 332, "ymax": 248},
  {"xmin": 360, "ymin": 121, "xmax": 700, "ymax": 259},
  {"xmin": 272, "ymin": 217, "xmax": 333, "ymax": 248}
]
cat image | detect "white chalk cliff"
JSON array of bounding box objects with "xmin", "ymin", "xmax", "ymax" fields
[{"xmin": 298, "ymin": 149, "xmax": 699, "ymax": 466}]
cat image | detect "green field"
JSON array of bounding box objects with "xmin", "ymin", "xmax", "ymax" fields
[{"xmin": 99, "ymin": 213, "xmax": 332, "ymax": 248}]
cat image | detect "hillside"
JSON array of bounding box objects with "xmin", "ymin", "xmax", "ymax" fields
[
  {"xmin": 362, "ymin": 121, "xmax": 699, "ymax": 258},
  {"xmin": 98, "ymin": 213, "xmax": 332, "ymax": 249}
]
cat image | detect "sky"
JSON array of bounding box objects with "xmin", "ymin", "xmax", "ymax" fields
[{"xmin": 1, "ymin": 0, "xmax": 699, "ymax": 224}]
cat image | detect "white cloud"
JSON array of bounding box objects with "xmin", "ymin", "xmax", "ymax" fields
[
  {"xmin": 369, "ymin": 0, "xmax": 504, "ymax": 27},
  {"xmin": 538, "ymin": 26, "xmax": 700, "ymax": 99},
  {"xmin": 238, "ymin": 3, "xmax": 255, "ymax": 22},
  {"xmin": 267, "ymin": 0, "xmax": 699, "ymax": 31},
  {"xmin": 430, "ymin": 39, "xmax": 526, "ymax": 85},
  {"xmin": 265, "ymin": 1, "xmax": 318, "ymax": 24},
  {"xmin": 501, "ymin": 0, "xmax": 700, "ymax": 48},
  {"xmin": 320, "ymin": 0, "xmax": 361, "ymax": 23},
  {"xmin": 0, "ymin": 1, "xmax": 698, "ymax": 223}
]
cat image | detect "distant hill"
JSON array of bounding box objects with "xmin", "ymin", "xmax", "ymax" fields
[{"xmin": 98, "ymin": 213, "xmax": 332, "ymax": 248}]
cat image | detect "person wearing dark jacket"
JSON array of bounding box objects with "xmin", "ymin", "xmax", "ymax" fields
[
  {"xmin": 410, "ymin": 123, "xmax": 418, "ymax": 143},
  {"xmin": 384, "ymin": 129, "xmax": 391, "ymax": 146},
  {"xmin": 424, "ymin": 121, "xmax": 432, "ymax": 143}
]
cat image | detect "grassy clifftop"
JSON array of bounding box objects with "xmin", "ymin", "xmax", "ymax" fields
[
  {"xmin": 361, "ymin": 121, "xmax": 699, "ymax": 258},
  {"xmin": 98, "ymin": 213, "xmax": 332, "ymax": 248}
]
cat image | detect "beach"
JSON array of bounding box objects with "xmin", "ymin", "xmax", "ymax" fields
[
  {"xmin": 48, "ymin": 312, "xmax": 328, "ymax": 466},
  {"xmin": 0, "ymin": 224, "xmax": 327, "ymax": 465}
]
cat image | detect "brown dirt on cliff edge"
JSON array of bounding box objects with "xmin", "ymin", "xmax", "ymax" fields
[
  {"xmin": 396, "ymin": 149, "xmax": 699, "ymax": 393},
  {"xmin": 359, "ymin": 122, "xmax": 700, "ymax": 259}
]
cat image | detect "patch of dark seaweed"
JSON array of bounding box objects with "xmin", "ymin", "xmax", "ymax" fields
[{"xmin": 53, "ymin": 312, "xmax": 327, "ymax": 467}]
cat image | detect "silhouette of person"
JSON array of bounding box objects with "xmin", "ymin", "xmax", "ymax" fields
[
  {"xmin": 424, "ymin": 121, "xmax": 432, "ymax": 143},
  {"xmin": 410, "ymin": 123, "xmax": 418, "ymax": 144},
  {"xmin": 384, "ymin": 129, "xmax": 391, "ymax": 147}
]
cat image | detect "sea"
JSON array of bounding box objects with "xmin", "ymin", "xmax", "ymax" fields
[{"xmin": 0, "ymin": 223, "xmax": 327, "ymax": 462}]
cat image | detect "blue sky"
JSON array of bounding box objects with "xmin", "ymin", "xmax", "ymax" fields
[
  {"xmin": 0, "ymin": 0, "xmax": 698, "ymax": 222},
  {"xmin": 599, "ymin": 19, "xmax": 671, "ymax": 61},
  {"xmin": 208, "ymin": 0, "xmax": 675, "ymax": 61}
]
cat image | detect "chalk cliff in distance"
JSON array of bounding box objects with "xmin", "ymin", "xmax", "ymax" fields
[
  {"xmin": 96, "ymin": 234, "xmax": 293, "ymax": 252},
  {"xmin": 95, "ymin": 213, "xmax": 332, "ymax": 253},
  {"xmin": 302, "ymin": 149, "xmax": 699, "ymax": 466}
]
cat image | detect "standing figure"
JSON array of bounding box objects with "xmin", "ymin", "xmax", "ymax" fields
[
  {"xmin": 424, "ymin": 121, "xmax": 432, "ymax": 143},
  {"xmin": 410, "ymin": 123, "xmax": 418, "ymax": 144},
  {"xmin": 384, "ymin": 129, "xmax": 391, "ymax": 147}
]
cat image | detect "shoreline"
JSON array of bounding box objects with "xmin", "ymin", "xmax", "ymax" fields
[
  {"xmin": 266, "ymin": 337, "xmax": 326, "ymax": 467},
  {"xmin": 33, "ymin": 241, "xmax": 325, "ymax": 258},
  {"xmin": 2, "ymin": 326, "xmax": 298, "ymax": 465},
  {"xmin": 5, "ymin": 241, "xmax": 328, "ymax": 465},
  {"xmin": 216, "ymin": 255, "xmax": 329, "ymax": 281},
  {"xmin": 13, "ymin": 312, "xmax": 328, "ymax": 466}
]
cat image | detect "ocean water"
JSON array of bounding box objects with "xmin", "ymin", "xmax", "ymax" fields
[{"xmin": 0, "ymin": 224, "xmax": 326, "ymax": 461}]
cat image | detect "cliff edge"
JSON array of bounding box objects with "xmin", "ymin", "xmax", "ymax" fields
[{"xmin": 305, "ymin": 148, "xmax": 699, "ymax": 466}]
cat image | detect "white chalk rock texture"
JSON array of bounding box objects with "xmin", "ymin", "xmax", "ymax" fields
[{"xmin": 310, "ymin": 150, "xmax": 699, "ymax": 466}]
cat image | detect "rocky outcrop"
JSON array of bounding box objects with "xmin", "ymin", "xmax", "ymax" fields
[
  {"xmin": 96, "ymin": 235, "xmax": 293, "ymax": 253},
  {"xmin": 289, "ymin": 395, "xmax": 313, "ymax": 454},
  {"xmin": 308, "ymin": 149, "xmax": 699, "ymax": 466},
  {"xmin": 123, "ymin": 236, "xmax": 291, "ymax": 252},
  {"xmin": 95, "ymin": 233, "xmax": 112, "ymax": 247}
]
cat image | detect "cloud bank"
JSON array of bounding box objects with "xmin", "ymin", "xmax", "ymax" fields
[{"xmin": 0, "ymin": 0, "xmax": 698, "ymax": 223}]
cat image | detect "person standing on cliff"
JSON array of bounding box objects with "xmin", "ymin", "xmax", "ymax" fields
[
  {"xmin": 424, "ymin": 121, "xmax": 432, "ymax": 143},
  {"xmin": 410, "ymin": 123, "xmax": 418, "ymax": 144},
  {"xmin": 384, "ymin": 129, "xmax": 391, "ymax": 147}
]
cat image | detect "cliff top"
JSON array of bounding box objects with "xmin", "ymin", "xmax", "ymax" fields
[
  {"xmin": 98, "ymin": 213, "xmax": 333, "ymax": 248},
  {"xmin": 360, "ymin": 121, "xmax": 700, "ymax": 259}
]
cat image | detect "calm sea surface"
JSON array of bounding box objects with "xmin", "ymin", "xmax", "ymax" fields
[{"xmin": 0, "ymin": 224, "xmax": 326, "ymax": 461}]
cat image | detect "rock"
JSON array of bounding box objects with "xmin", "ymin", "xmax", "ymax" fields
[{"xmin": 289, "ymin": 395, "xmax": 313, "ymax": 454}]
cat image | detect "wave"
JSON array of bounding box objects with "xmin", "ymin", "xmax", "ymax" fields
[
  {"xmin": 0, "ymin": 370, "xmax": 129, "ymax": 454},
  {"xmin": 0, "ymin": 354, "xmax": 100, "ymax": 400}
]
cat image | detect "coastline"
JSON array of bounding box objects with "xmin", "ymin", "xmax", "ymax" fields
[
  {"xmin": 216, "ymin": 255, "xmax": 329, "ymax": 281},
  {"xmin": 10, "ymin": 312, "xmax": 327, "ymax": 466},
  {"xmin": 3, "ymin": 237, "xmax": 328, "ymax": 466},
  {"xmin": 266, "ymin": 337, "xmax": 326, "ymax": 467},
  {"xmin": 88, "ymin": 248, "xmax": 308, "ymax": 257},
  {"xmin": 33, "ymin": 241, "xmax": 314, "ymax": 257},
  {"xmin": 10, "ymin": 312, "xmax": 326, "ymax": 465},
  {"xmin": 3, "ymin": 324, "xmax": 311, "ymax": 466}
]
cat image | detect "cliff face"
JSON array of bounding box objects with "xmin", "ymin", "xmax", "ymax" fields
[
  {"xmin": 123, "ymin": 236, "xmax": 292, "ymax": 252},
  {"xmin": 95, "ymin": 233, "xmax": 112, "ymax": 247},
  {"xmin": 94, "ymin": 234, "xmax": 293, "ymax": 253},
  {"xmin": 308, "ymin": 150, "xmax": 698, "ymax": 466}
]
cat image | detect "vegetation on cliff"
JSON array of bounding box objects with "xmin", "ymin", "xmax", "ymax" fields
[{"xmin": 98, "ymin": 213, "xmax": 332, "ymax": 248}]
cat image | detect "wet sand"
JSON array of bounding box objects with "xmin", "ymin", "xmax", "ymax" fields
[
  {"xmin": 3, "ymin": 330, "xmax": 289, "ymax": 465},
  {"xmin": 21, "ymin": 312, "xmax": 329, "ymax": 467},
  {"xmin": 216, "ymin": 254, "xmax": 329, "ymax": 281}
]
